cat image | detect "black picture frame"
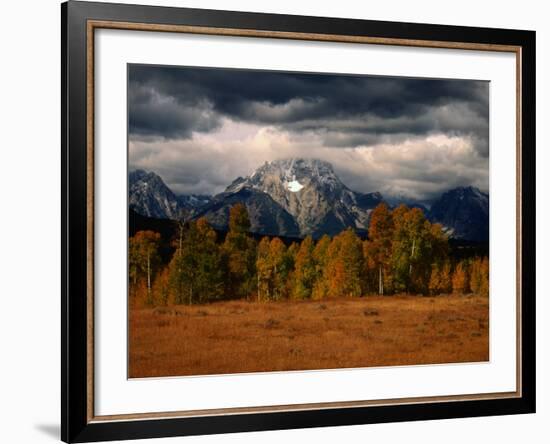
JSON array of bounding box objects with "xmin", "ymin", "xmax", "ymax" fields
[{"xmin": 62, "ymin": 1, "xmax": 536, "ymax": 442}]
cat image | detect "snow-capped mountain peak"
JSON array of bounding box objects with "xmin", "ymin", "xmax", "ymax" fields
[
  {"xmin": 129, "ymin": 169, "xmax": 211, "ymax": 219},
  {"xmin": 219, "ymin": 158, "xmax": 383, "ymax": 237}
]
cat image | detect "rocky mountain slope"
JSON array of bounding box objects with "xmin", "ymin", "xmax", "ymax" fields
[
  {"xmin": 129, "ymin": 161, "xmax": 489, "ymax": 241},
  {"xmin": 428, "ymin": 186, "xmax": 489, "ymax": 242},
  {"xmin": 197, "ymin": 158, "xmax": 383, "ymax": 238},
  {"xmin": 129, "ymin": 170, "xmax": 211, "ymax": 219}
]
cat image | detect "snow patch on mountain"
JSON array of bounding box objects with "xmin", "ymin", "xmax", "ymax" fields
[{"xmin": 286, "ymin": 178, "xmax": 304, "ymax": 192}]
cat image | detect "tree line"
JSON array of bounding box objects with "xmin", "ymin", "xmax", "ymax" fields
[{"xmin": 129, "ymin": 203, "xmax": 489, "ymax": 306}]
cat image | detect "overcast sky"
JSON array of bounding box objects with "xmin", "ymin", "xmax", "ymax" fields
[{"xmin": 128, "ymin": 64, "xmax": 489, "ymax": 201}]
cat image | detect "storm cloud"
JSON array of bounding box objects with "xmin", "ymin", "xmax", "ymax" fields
[{"xmin": 128, "ymin": 64, "xmax": 489, "ymax": 201}]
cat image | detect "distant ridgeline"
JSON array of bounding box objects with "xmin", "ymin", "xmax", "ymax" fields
[{"xmin": 129, "ymin": 158, "xmax": 489, "ymax": 242}]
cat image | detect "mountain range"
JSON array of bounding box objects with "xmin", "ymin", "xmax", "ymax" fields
[
  {"xmin": 129, "ymin": 158, "xmax": 489, "ymax": 241},
  {"xmin": 428, "ymin": 186, "xmax": 489, "ymax": 242},
  {"xmin": 129, "ymin": 169, "xmax": 212, "ymax": 220}
]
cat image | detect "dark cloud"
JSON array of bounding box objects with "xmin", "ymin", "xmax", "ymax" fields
[
  {"xmin": 128, "ymin": 82, "xmax": 221, "ymax": 139},
  {"xmin": 128, "ymin": 64, "xmax": 489, "ymax": 200},
  {"xmin": 128, "ymin": 65, "xmax": 489, "ymax": 157}
]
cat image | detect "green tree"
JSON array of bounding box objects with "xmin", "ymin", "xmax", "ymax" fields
[
  {"xmin": 391, "ymin": 206, "xmax": 424, "ymax": 293},
  {"xmin": 256, "ymin": 237, "xmax": 272, "ymax": 302},
  {"xmin": 283, "ymin": 242, "xmax": 299, "ymax": 298},
  {"xmin": 222, "ymin": 204, "xmax": 257, "ymax": 299},
  {"xmin": 312, "ymin": 234, "xmax": 331, "ymax": 299},
  {"xmin": 392, "ymin": 207, "xmax": 448, "ymax": 294},
  {"xmin": 269, "ymin": 238, "xmax": 288, "ymax": 301},
  {"xmin": 293, "ymin": 236, "xmax": 316, "ymax": 299},
  {"xmin": 256, "ymin": 237, "xmax": 289, "ymax": 301},
  {"xmin": 169, "ymin": 218, "xmax": 223, "ymax": 304},
  {"xmin": 362, "ymin": 239, "xmax": 378, "ymax": 294}
]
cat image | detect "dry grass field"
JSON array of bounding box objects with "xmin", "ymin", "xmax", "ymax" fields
[{"xmin": 129, "ymin": 294, "xmax": 489, "ymax": 378}]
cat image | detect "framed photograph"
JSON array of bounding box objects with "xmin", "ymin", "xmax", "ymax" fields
[{"xmin": 62, "ymin": 1, "xmax": 535, "ymax": 442}]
